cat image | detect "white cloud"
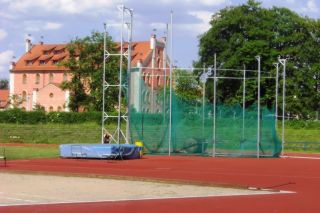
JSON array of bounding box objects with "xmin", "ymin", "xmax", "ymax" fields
[
  {"xmin": 0, "ymin": 29, "xmax": 8, "ymax": 40},
  {"xmin": 306, "ymin": 0, "xmax": 319, "ymax": 12},
  {"xmin": 24, "ymin": 21, "xmax": 63, "ymax": 32},
  {"xmin": 195, "ymin": 0, "xmax": 229, "ymax": 6},
  {"xmin": 150, "ymin": 22, "xmax": 167, "ymax": 30},
  {"xmin": 0, "ymin": 11, "xmax": 16, "ymax": 19},
  {"xmin": 180, "ymin": 10, "xmax": 213, "ymax": 35},
  {"xmin": 4, "ymin": 0, "xmax": 125, "ymax": 15},
  {"xmin": 44, "ymin": 22, "xmax": 62, "ymax": 30},
  {"xmin": 154, "ymin": 0, "xmax": 228, "ymax": 6},
  {"xmin": 0, "ymin": 50, "xmax": 14, "ymax": 74}
]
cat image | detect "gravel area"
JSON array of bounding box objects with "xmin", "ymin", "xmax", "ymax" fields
[{"xmin": 0, "ymin": 172, "xmax": 279, "ymax": 206}]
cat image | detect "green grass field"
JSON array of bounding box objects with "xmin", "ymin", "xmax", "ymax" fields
[
  {"xmin": 0, "ymin": 122, "xmax": 118, "ymax": 145},
  {"xmin": 0, "ymin": 120, "xmax": 318, "ymax": 160},
  {"xmin": 0, "ymin": 146, "xmax": 59, "ymax": 160}
]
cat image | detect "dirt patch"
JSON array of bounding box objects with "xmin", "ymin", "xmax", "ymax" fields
[{"xmin": 0, "ymin": 172, "xmax": 284, "ymax": 207}]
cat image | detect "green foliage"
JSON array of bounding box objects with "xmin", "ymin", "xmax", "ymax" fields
[
  {"xmin": 0, "ymin": 79, "xmax": 9, "ymax": 89},
  {"xmin": 61, "ymin": 31, "xmax": 120, "ymax": 112},
  {"xmin": 195, "ymin": 0, "xmax": 320, "ymax": 118},
  {"xmin": 0, "ymin": 109, "xmax": 101, "ymax": 124},
  {"xmin": 174, "ymin": 69, "xmax": 202, "ymax": 101}
]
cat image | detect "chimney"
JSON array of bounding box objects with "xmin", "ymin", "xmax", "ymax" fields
[
  {"xmin": 25, "ymin": 39, "xmax": 32, "ymax": 52},
  {"xmin": 137, "ymin": 59, "xmax": 142, "ymax": 68},
  {"xmin": 150, "ymin": 34, "xmax": 156, "ymax": 50},
  {"xmin": 9, "ymin": 62, "xmax": 16, "ymax": 71}
]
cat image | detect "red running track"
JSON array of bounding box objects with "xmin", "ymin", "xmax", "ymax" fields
[{"xmin": 1, "ymin": 155, "xmax": 320, "ymax": 213}]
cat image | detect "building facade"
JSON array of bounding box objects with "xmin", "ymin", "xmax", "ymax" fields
[{"xmin": 10, "ymin": 35, "xmax": 169, "ymax": 112}]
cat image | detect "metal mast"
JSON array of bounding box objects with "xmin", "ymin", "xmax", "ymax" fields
[
  {"xmin": 168, "ymin": 10, "xmax": 173, "ymax": 156},
  {"xmin": 101, "ymin": 5, "xmax": 133, "ymax": 144},
  {"xmin": 278, "ymin": 58, "xmax": 287, "ymax": 156},
  {"xmin": 256, "ymin": 56, "xmax": 261, "ymax": 158}
]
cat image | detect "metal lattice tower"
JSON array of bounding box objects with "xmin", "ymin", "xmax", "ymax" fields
[{"xmin": 101, "ymin": 5, "xmax": 133, "ymax": 144}]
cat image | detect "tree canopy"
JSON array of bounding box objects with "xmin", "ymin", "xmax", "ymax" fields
[
  {"xmin": 61, "ymin": 31, "xmax": 120, "ymax": 112},
  {"xmin": 0, "ymin": 79, "xmax": 9, "ymax": 89},
  {"xmin": 195, "ymin": 0, "xmax": 320, "ymax": 119}
]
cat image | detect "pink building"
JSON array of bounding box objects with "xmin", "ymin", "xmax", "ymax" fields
[{"xmin": 10, "ymin": 35, "xmax": 169, "ymax": 112}]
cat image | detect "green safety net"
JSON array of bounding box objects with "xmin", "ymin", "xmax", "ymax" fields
[{"xmin": 129, "ymin": 68, "xmax": 281, "ymax": 157}]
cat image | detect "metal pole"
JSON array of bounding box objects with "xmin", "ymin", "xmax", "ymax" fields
[
  {"xmin": 279, "ymin": 58, "xmax": 287, "ymax": 156},
  {"xmin": 242, "ymin": 64, "xmax": 246, "ymax": 142},
  {"xmin": 274, "ymin": 63, "xmax": 279, "ymax": 130},
  {"xmin": 202, "ymin": 66, "xmax": 206, "ymax": 143},
  {"xmin": 163, "ymin": 24, "xmax": 168, "ymax": 117},
  {"xmin": 117, "ymin": 6, "xmax": 125, "ymax": 144},
  {"xmin": 213, "ymin": 53, "xmax": 217, "ymax": 157},
  {"xmin": 256, "ymin": 56, "xmax": 261, "ymax": 158},
  {"xmin": 126, "ymin": 9, "xmax": 133, "ymax": 144},
  {"xmin": 101, "ymin": 23, "xmax": 107, "ymax": 144},
  {"xmin": 168, "ymin": 11, "xmax": 173, "ymax": 156}
]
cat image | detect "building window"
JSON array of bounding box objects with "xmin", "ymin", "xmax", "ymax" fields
[
  {"xmin": 49, "ymin": 106, "xmax": 54, "ymax": 112},
  {"xmin": 142, "ymin": 73, "xmax": 146, "ymax": 82},
  {"xmin": 63, "ymin": 73, "xmax": 68, "ymax": 81},
  {"xmin": 22, "ymin": 91, "xmax": 27, "ymax": 101},
  {"xmin": 26, "ymin": 60, "xmax": 33, "ymax": 66},
  {"xmin": 39, "ymin": 60, "xmax": 46, "ymax": 65},
  {"xmin": 49, "ymin": 93, "xmax": 54, "ymax": 98},
  {"xmin": 148, "ymin": 74, "xmax": 152, "ymax": 85},
  {"xmin": 157, "ymin": 75, "xmax": 161, "ymax": 86},
  {"xmin": 35, "ymin": 74, "xmax": 40, "ymax": 84},
  {"xmin": 22, "ymin": 74, "xmax": 27, "ymax": 84},
  {"xmin": 49, "ymin": 73, "xmax": 54, "ymax": 83},
  {"xmin": 57, "ymin": 106, "xmax": 62, "ymax": 112}
]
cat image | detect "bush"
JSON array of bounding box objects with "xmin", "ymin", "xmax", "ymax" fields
[{"xmin": 0, "ymin": 109, "xmax": 103, "ymax": 124}]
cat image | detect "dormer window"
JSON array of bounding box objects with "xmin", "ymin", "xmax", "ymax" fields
[
  {"xmin": 53, "ymin": 60, "xmax": 59, "ymax": 65},
  {"xmin": 43, "ymin": 50, "xmax": 50, "ymax": 55},
  {"xmin": 25, "ymin": 60, "xmax": 33, "ymax": 66},
  {"xmin": 54, "ymin": 49, "xmax": 64, "ymax": 54},
  {"xmin": 39, "ymin": 60, "xmax": 46, "ymax": 65}
]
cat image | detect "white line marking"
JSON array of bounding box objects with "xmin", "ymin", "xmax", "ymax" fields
[
  {"xmin": 0, "ymin": 190, "xmax": 295, "ymax": 207},
  {"xmin": 281, "ymin": 155, "xmax": 320, "ymax": 160}
]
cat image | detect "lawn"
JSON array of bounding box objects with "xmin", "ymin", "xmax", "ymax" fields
[
  {"xmin": 0, "ymin": 122, "xmax": 118, "ymax": 145},
  {"xmin": 0, "ymin": 146, "xmax": 59, "ymax": 160},
  {"xmin": 0, "ymin": 120, "xmax": 318, "ymax": 160}
]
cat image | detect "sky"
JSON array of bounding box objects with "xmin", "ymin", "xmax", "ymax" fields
[{"xmin": 0, "ymin": 0, "xmax": 320, "ymax": 79}]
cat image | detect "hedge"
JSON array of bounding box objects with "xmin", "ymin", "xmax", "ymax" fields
[{"xmin": 0, "ymin": 109, "xmax": 106, "ymax": 124}]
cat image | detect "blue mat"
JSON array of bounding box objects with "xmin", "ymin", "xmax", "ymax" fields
[{"xmin": 60, "ymin": 144, "xmax": 141, "ymax": 159}]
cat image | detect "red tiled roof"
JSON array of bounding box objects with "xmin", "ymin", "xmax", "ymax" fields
[
  {"xmin": 130, "ymin": 41, "xmax": 152, "ymax": 66},
  {"xmin": 13, "ymin": 40, "xmax": 158, "ymax": 72},
  {"xmin": 0, "ymin": 89, "xmax": 9, "ymax": 108},
  {"xmin": 13, "ymin": 44, "xmax": 69, "ymax": 72},
  {"xmin": 38, "ymin": 54, "xmax": 54, "ymax": 61}
]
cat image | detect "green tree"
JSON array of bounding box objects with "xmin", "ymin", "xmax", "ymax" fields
[
  {"xmin": 0, "ymin": 79, "xmax": 9, "ymax": 89},
  {"xmin": 174, "ymin": 69, "xmax": 202, "ymax": 102},
  {"xmin": 195, "ymin": 0, "xmax": 320, "ymax": 119},
  {"xmin": 61, "ymin": 31, "xmax": 120, "ymax": 112}
]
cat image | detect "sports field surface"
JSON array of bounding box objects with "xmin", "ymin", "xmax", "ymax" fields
[{"xmin": 0, "ymin": 154, "xmax": 320, "ymax": 212}]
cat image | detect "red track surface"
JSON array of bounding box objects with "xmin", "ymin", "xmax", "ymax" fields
[{"xmin": 1, "ymin": 155, "xmax": 320, "ymax": 213}]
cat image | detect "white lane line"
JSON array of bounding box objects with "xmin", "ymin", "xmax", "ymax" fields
[
  {"xmin": 281, "ymin": 156, "xmax": 320, "ymax": 160},
  {"xmin": 0, "ymin": 190, "xmax": 295, "ymax": 207},
  {"xmin": 4, "ymin": 197, "xmax": 37, "ymax": 203}
]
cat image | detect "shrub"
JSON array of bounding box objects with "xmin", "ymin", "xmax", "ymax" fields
[{"xmin": 0, "ymin": 109, "xmax": 103, "ymax": 124}]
